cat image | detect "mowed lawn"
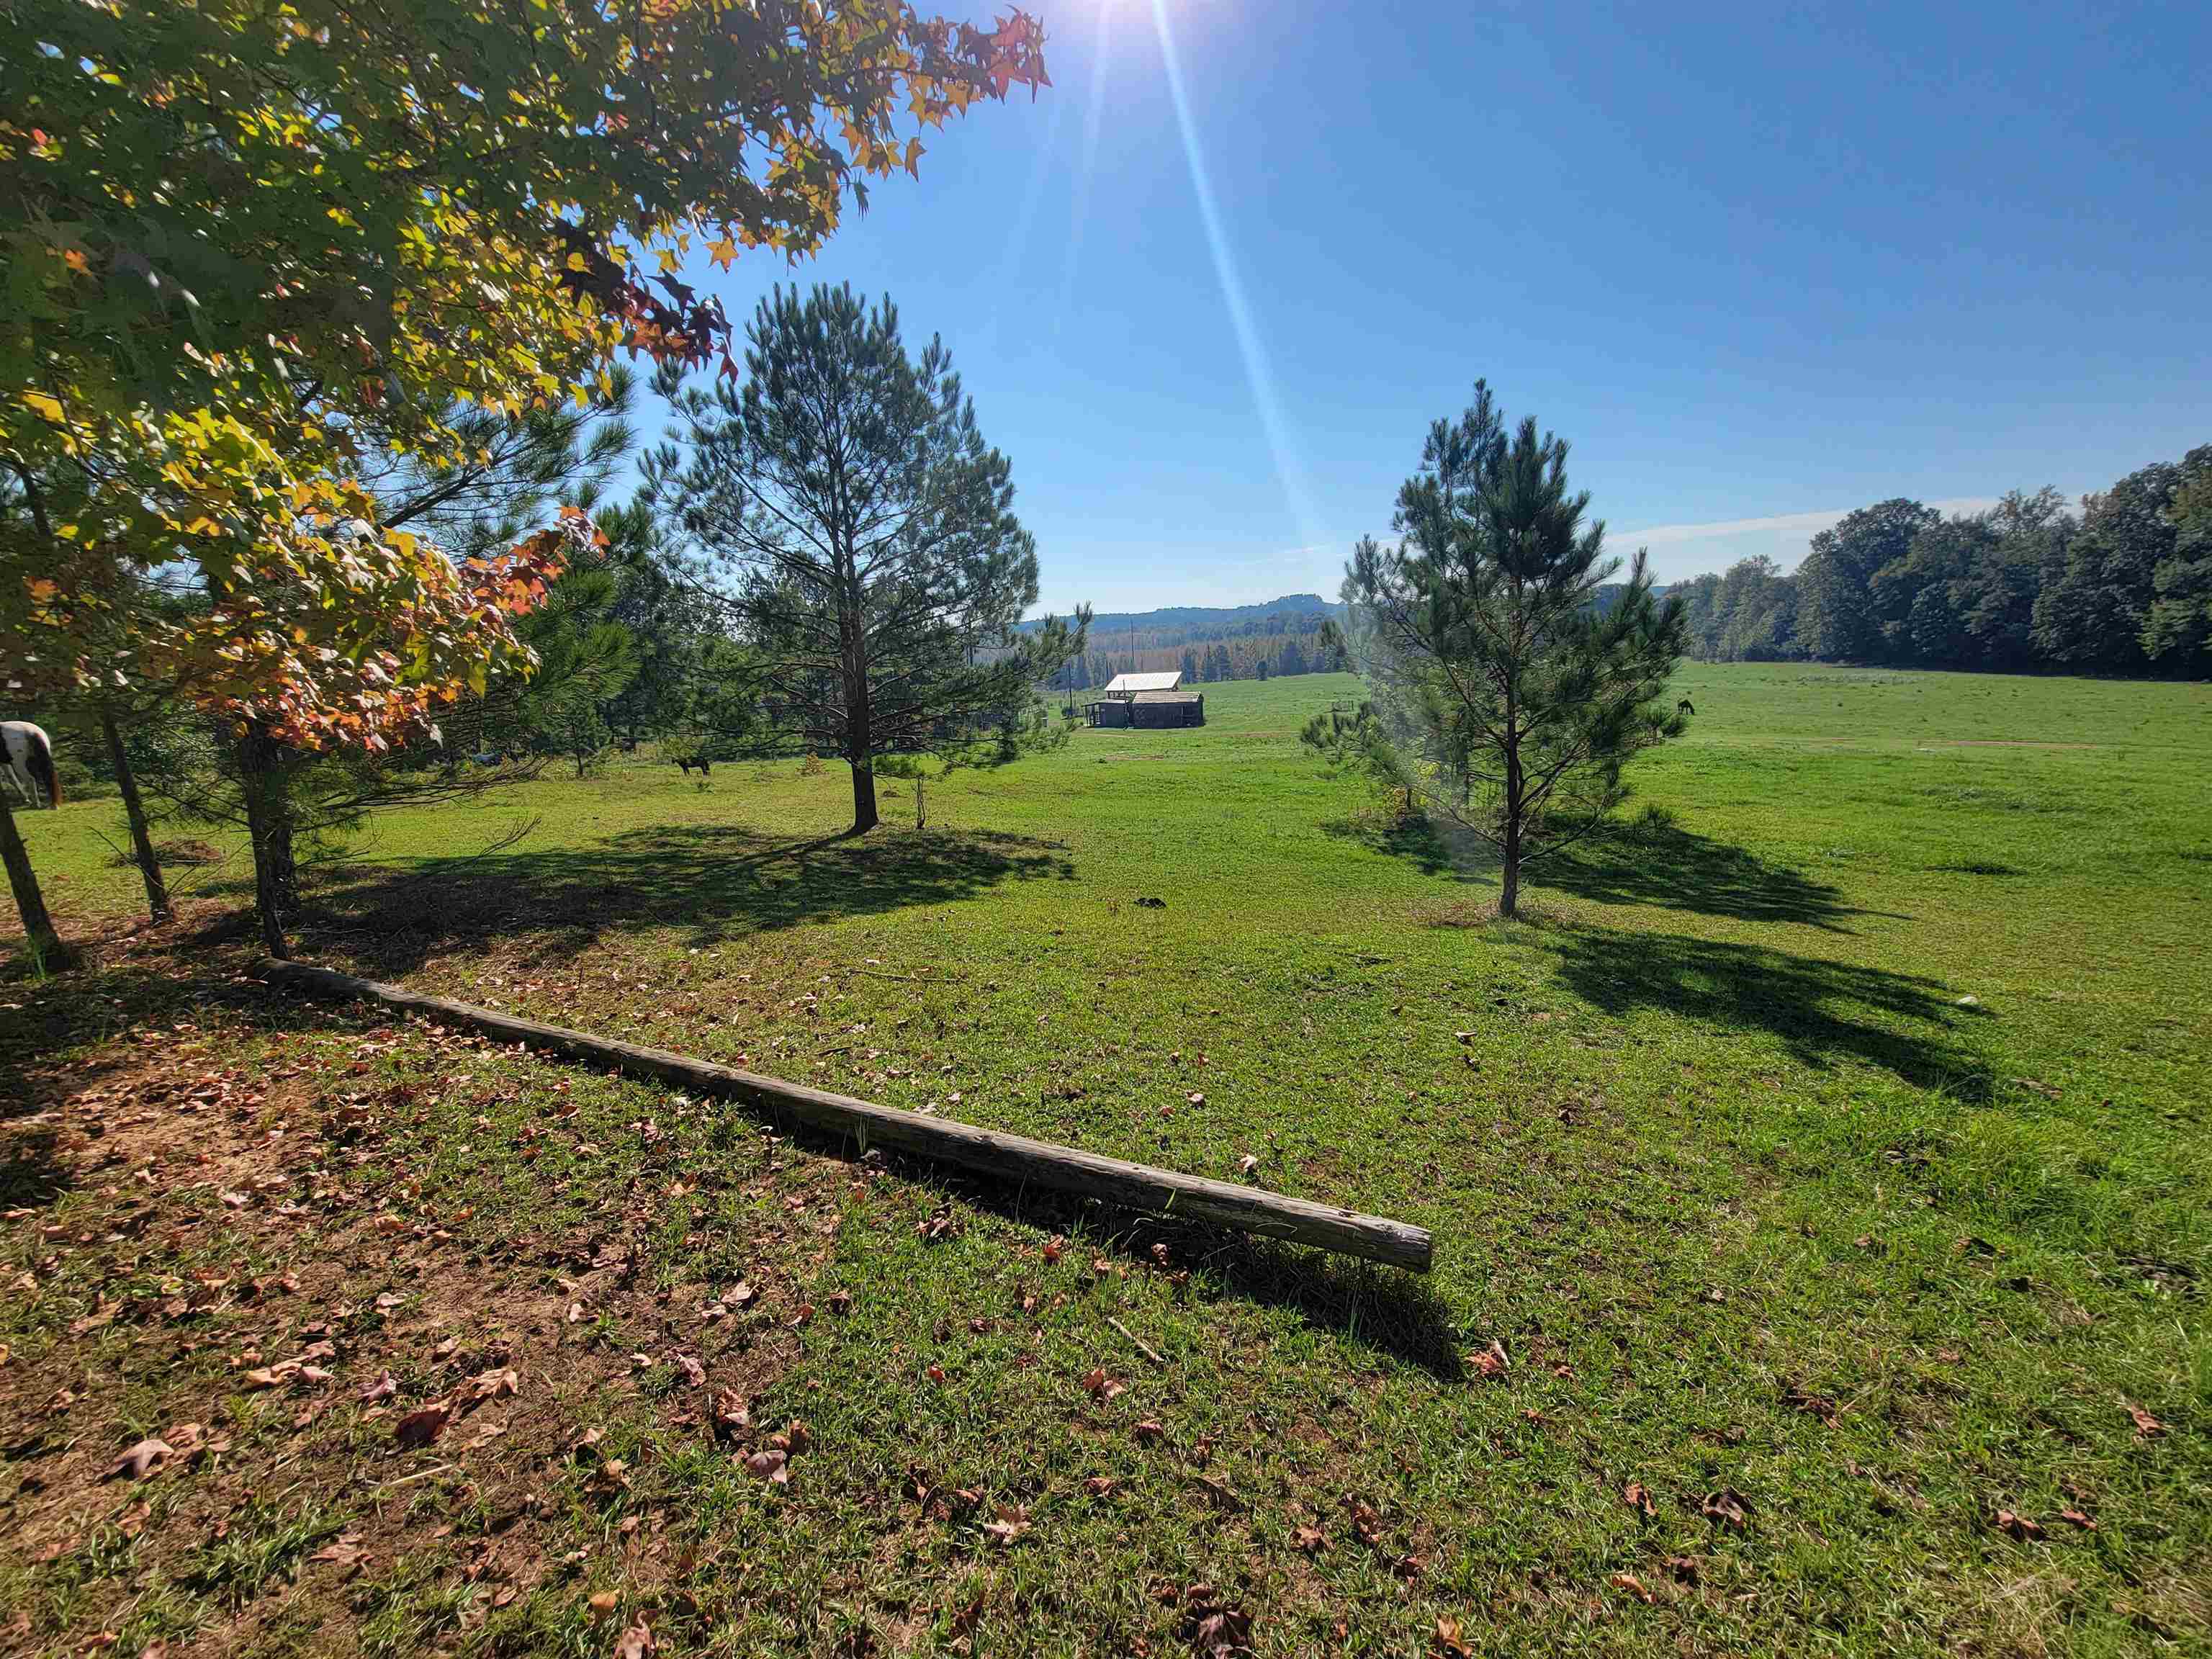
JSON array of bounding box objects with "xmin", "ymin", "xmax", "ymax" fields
[{"xmin": 2, "ymin": 664, "xmax": 2208, "ymax": 1658}]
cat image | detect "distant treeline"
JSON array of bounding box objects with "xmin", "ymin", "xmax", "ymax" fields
[{"xmin": 1668, "ymin": 444, "xmax": 2210, "ymax": 675}]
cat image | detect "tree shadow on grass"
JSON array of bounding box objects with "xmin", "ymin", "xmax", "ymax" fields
[
  {"xmin": 1539, "ymin": 819, "xmax": 1898, "ymax": 932},
  {"xmin": 270, "ymin": 822, "xmax": 1077, "ymax": 979},
  {"xmin": 1318, "ymin": 812, "xmax": 1487, "ymax": 881},
  {"xmin": 864, "ymin": 1153, "xmax": 1463, "ymax": 1378},
  {"xmin": 1545, "ymin": 922, "xmax": 1992, "ymax": 1098},
  {"xmin": 0, "ymin": 943, "xmax": 343, "ymax": 1215}
]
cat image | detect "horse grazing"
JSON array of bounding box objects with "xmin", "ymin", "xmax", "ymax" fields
[
  {"xmin": 1, "ymin": 721, "xmax": 61, "ymax": 808},
  {"xmin": 675, "ymin": 753, "xmax": 711, "ymax": 778}
]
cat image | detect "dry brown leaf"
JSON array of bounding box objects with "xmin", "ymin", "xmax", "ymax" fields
[
  {"xmin": 2125, "ymin": 1402, "xmax": 2166, "ymax": 1439},
  {"xmin": 104, "ymin": 1438, "xmax": 173, "ymax": 1482},
  {"xmin": 1622, "ymin": 1480, "xmax": 1657, "ymax": 1519},
  {"xmin": 1609, "ymin": 1571, "xmax": 1657, "ymax": 1604},
  {"xmin": 394, "ymin": 1401, "xmax": 452, "ymax": 1449},
  {"xmin": 744, "ymin": 1448, "xmax": 789, "ymax": 1485},
  {"xmin": 1995, "ymin": 1509, "xmax": 2046, "ymax": 1542},
  {"xmin": 1699, "ymin": 1488, "xmax": 1750, "ymax": 1530}
]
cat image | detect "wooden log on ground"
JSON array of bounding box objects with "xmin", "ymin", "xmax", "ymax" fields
[{"xmin": 255, "ymin": 958, "xmax": 1434, "ymax": 1272}]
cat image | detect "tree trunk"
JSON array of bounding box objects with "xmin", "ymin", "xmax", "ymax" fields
[
  {"xmin": 1499, "ymin": 732, "xmax": 1523, "ymax": 919},
  {"xmin": 238, "ymin": 718, "xmax": 296, "ymax": 958},
  {"xmin": 839, "ymin": 571, "xmax": 878, "ymax": 835},
  {"xmin": 850, "ymin": 757, "xmax": 878, "ymax": 834},
  {"xmin": 0, "ymin": 789, "xmax": 68, "ymax": 968},
  {"xmin": 102, "ymin": 705, "xmax": 171, "ymax": 922},
  {"xmin": 914, "ymin": 768, "xmax": 925, "ymax": 830}
]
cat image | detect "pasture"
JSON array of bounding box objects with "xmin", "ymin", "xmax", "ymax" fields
[{"xmin": 3, "ymin": 664, "xmax": 2208, "ymax": 1658}]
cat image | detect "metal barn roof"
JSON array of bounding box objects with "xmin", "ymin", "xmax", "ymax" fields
[{"xmin": 1102, "ymin": 670, "xmax": 1184, "ymax": 696}]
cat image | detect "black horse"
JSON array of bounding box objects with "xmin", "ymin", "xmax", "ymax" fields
[{"xmin": 675, "ymin": 754, "xmax": 712, "ymax": 777}]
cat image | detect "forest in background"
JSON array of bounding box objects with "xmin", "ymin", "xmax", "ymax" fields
[{"xmin": 1667, "ymin": 444, "xmax": 2209, "ymax": 675}]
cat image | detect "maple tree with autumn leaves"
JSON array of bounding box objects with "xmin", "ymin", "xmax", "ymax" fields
[{"xmin": 1, "ymin": 0, "xmax": 1050, "ymax": 956}]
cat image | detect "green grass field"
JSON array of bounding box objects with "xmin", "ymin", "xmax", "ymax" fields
[{"xmin": 4, "ymin": 663, "xmax": 2208, "ymax": 1657}]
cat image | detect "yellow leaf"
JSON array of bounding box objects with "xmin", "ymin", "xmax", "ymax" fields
[
  {"xmin": 23, "ymin": 391, "xmax": 64, "ymax": 423},
  {"xmin": 706, "ymin": 235, "xmax": 738, "ymax": 270}
]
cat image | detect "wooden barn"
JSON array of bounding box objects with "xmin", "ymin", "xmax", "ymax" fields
[{"xmin": 1084, "ymin": 671, "xmax": 1205, "ymax": 729}]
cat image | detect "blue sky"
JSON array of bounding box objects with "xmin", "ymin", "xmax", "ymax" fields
[{"xmin": 655, "ymin": 0, "xmax": 2210, "ymax": 616}]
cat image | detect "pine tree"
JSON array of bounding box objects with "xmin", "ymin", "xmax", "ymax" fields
[
  {"xmin": 647, "ymin": 286, "xmax": 1085, "ymax": 832},
  {"xmin": 1339, "ymin": 383, "xmax": 1689, "ymax": 917}
]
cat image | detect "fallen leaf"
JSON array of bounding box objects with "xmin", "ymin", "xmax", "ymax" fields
[
  {"xmin": 1290, "ymin": 1523, "xmax": 1327, "ymax": 1554},
  {"xmin": 467, "ymin": 1367, "xmax": 520, "ymax": 1402},
  {"xmin": 981, "ymin": 1501, "xmax": 1031, "ymax": 1546},
  {"xmin": 104, "ymin": 1438, "xmax": 173, "ymax": 1481},
  {"xmin": 1080, "ymin": 1366, "xmax": 1126, "ymax": 1402},
  {"xmin": 359, "ymin": 1370, "xmax": 398, "ymax": 1403},
  {"xmin": 1622, "ymin": 1480, "xmax": 1656, "ymax": 1519},
  {"xmin": 744, "ymin": 1448, "xmax": 789, "ymax": 1485},
  {"xmin": 1133, "ymin": 1419, "xmax": 1165, "ymax": 1444},
  {"xmin": 1433, "ymin": 1613, "xmax": 1473, "ymax": 1656},
  {"xmin": 1609, "ymin": 1571, "xmax": 1656, "ymax": 1604},
  {"xmin": 394, "ymin": 1402, "xmax": 452, "ymax": 1448},
  {"xmin": 2056, "ymin": 1507, "xmax": 2098, "ymax": 1530},
  {"xmin": 310, "ymin": 1534, "xmax": 367, "ymax": 1569},
  {"xmin": 1468, "ymin": 1340, "xmax": 1510, "ymax": 1379},
  {"xmin": 2124, "ymin": 1402, "xmax": 2165, "ymax": 1440},
  {"xmin": 614, "ymin": 1619, "xmax": 655, "ymax": 1659},
  {"xmin": 1699, "ymin": 1488, "xmax": 1750, "ymax": 1530},
  {"xmin": 1995, "ymin": 1509, "xmax": 2046, "ymax": 1542}
]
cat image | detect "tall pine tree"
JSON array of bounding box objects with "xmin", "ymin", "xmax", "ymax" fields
[{"xmin": 647, "ymin": 286, "xmax": 1086, "ymax": 832}]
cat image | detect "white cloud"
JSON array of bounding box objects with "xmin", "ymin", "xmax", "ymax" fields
[{"xmin": 1610, "ymin": 498, "xmax": 2005, "ymax": 578}]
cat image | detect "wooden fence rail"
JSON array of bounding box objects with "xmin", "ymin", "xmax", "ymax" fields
[{"xmin": 255, "ymin": 958, "xmax": 1433, "ymax": 1272}]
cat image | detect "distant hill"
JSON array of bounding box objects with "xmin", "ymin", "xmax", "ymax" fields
[
  {"xmin": 1021, "ymin": 593, "xmax": 1337, "ymax": 637},
  {"xmin": 1023, "ymin": 593, "xmax": 1346, "ymax": 691}
]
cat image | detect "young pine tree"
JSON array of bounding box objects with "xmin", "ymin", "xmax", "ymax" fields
[{"xmin": 1339, "ymin": 383, "xmax": 1689, "ymax": 917}]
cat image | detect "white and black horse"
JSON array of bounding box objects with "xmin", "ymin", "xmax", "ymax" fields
[{"xmin": 1, "ymin": 721, "xmax": 60, "ymax": 809}]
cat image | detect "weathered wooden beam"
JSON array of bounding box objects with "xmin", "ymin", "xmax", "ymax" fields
[{"xmin": 256, "ymin": 958, "xmax": 1434, "ymax": 1272}]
